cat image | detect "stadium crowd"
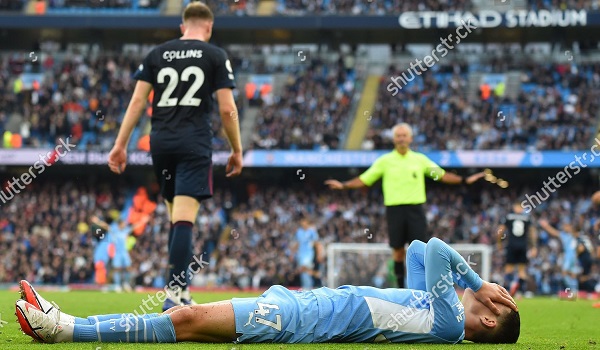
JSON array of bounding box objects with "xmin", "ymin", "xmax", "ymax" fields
[
  {"xmin": 2, "ymin": 0, "xmax": 592, "ymax": 14},
  {"xmin": 364, "ymin": 61, "xmax": 598, "ymax": 151},
  {"xmin": 0, "ymin": 51, "xmax": 243, "ymax": 152},
  {"xmin": 0, "ymin": 0, "xmax": 26, "ymax": 11},
  {"xmin": 0, "ymin": 176, "xmax": 598, "ymax": 296},
  {"xmin": 3, "ymin": 48, "xmax": 597, "ymax": 152},
  {"xmin": 251, "ymin": 56, "xmax": 357, "ymax": 150},
  {"xmin": 49, "ymin": 0, "xmax": 161, "ymax": 9}
]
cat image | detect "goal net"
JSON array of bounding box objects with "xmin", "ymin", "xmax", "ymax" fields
[{"xmin": 326, "ymin": 243, "xmax": 492, "ymax": 288}]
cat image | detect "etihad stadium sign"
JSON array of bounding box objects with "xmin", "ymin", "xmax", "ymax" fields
[{"xmin": 399, "ymin": 10, "xmax": 587, "ymax": 29}]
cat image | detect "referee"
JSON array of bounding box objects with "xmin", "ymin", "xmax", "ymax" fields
[{"xmin": 325, "ymin": 123, "xmax": 484, "ymax": 288}]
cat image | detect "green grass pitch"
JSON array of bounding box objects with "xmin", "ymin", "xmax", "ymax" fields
[{"xmin": 0, "ymin": 290, "xmax": 598, "ymax": 349}]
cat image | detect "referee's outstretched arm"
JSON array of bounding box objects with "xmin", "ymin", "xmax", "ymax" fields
[
  {"xmin": 438, "ymin": 171, "xmax": 486, "ymax": 185},
  {"xmin": 324, "ymin": 177, "xmax": 366, "ymax": 190}
]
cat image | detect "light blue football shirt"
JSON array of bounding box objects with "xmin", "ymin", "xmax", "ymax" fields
[
  {"xmin": 295, "ymin": 227, "xmax": 318, "ymax": 264},
  {"xmin": 310, "ymin": 238, "xmax": 482, "ymax": 343},
  {"xmin": 109, "ymin": 222, "xmax": 131, "ymax": 255}
]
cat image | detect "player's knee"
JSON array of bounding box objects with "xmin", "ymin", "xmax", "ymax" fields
[
  {"xmin": 162, "ymin": 305, "xmax": 186, "ymax": 315},
  {"xmin": 170, "ymin": 306, "xmax": 202, "ymax": 329}
]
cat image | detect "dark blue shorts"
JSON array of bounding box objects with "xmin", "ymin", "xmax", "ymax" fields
[{"xmin": 151, "ymin": 152, "xmax": 213, "ymax": 202}]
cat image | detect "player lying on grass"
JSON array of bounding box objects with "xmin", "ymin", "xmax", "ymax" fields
[{"xmin": 15, "ymin": 238, "xmax": 519, "ymax": 344}]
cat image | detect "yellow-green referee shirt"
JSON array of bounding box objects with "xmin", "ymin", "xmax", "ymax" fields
[{"xmin": 358, "ymin": 150, "xmax": 445, "ymax": 206}]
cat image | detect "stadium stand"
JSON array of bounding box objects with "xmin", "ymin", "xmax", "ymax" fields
[
  {"xmin": 0, "ymin": 0, "xmax": 27, "ymax": 11},
  {"xmin": 363, "ymin": 62, "xmax": 598, "ymax": 150},
  {"xmin": 4, "ymin": 46, "xmax": 596, "ymax": 152},
  {"xmin": 27, "ymin": 0, "xmax": 592, "ymax": 15},
  {"xmin": 250, "ymin": 56, "xmax": 357, "ymax": 150},
  {"xmin": 275, "ymin": 0, "xmax": 474, "ymax": 15},
  {"xmin": 48, "ymin": 0, "xmax": 161, "ymax": 11},
  {"xmin": 0, "ymin": 50, "xmax": 244, "ymax": 151}
]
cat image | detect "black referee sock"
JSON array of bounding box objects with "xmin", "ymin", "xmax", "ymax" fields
[
  {"xmin": 394, "ymin": 261, "xmax": 405, "ymax": 288},
  {"xmin": 168, "ymin": 221, "xmax": 194, "ymax": 291},
  {"xmin": 518, "ymin": 278, "xmax": 527, "ymax": 294},
  {"xmin": 168, "ymin": 222, "xmax": 174, "ymax": 250}
]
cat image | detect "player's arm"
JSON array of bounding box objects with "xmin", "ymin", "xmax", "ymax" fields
[
  {"xmin": 108, "ymin": 81, "xmax": 153, "ymax": 174},
  {"xmin": 116, "ymin": 81, "xmax": 152, "ymax": 148},
  {"xmin": 538, "ymin": 219, "xmax": 560, "ymax": 238},
  {"xmin": 314, "ymin": 241, "xmax": 325, "ymax": 263},
  {"xmin": 425, "ymin": 238, "xmax": 517, "ymax": 315},
  {"xmin": 407, "ymin": 240, "xmax": 475, "ymax": 291},
  {"xmin": 216, "ymin": 88, "xmax": 243, "ymax": 177},
  {"xmin": 496, "ymin": 224, "xmax": 507, "ymax": 250},
  {"xmin": 128, "ymin": 215, "xmax": 150, "ymax": 233},
  {"xmin": 216, "ymin": 88, "xmax": 242, "ymax": 154},
  {"xmin": 91, "ymin": 216, "xmax": 109, "ymax": 231},
  {"xmin": 529, "ymin": 225, "xmax": 538, "ymax": 257}
]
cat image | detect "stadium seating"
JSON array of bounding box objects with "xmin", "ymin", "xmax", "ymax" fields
[
  {"xmin": 250, "ymin": 57, "xmax": 356, "ymax": 150},
  {"xmin": 364, "ymin": 62, "xmax": 597, "ymax": 150},
  {"xmin": 3, "ymin": 48, "xmax": 597, "ymax": 152},
  {"xmin": 0, "ymin": 0, "xmax": 27, "ymax": 11},
  {"xmin": 34, "ymin": 0, "xmax": 592, "ymax": 16},
  {"xmin": 48, "ymin": 0, "xmax": 161, "ymax": 14},
  {"xmin": 0, "ymin": 51, "xmax": 244, "ymax": 151}
]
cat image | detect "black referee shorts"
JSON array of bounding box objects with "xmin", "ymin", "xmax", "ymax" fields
[
  {"xmin": 505, "ymin": 246, "xmax": 528, "ymax": 265},
  {"xmin": 151, "ymin": 152, "xmax": 213, "ymax": 203},
  {"xmin": 386, "ymin": 204, "xmax": 427, "ymax": 249}
]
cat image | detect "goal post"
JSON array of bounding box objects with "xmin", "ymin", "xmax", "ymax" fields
[{"xmin": 326, "ymin": 243, "xmax": 493, "ymax": 288}]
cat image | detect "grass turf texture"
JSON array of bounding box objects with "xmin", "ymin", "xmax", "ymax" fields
[{"xmin": 0, "ymin": 290, "xmax": 597, "ymax": 349}]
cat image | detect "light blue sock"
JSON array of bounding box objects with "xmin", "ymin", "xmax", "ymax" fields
[
  {"xmin": 123, "ymin": 271, "xmax": 131, "ymax": 284},
  {"xmin": 114, "ymin": 271, "xmax": 122, "ymax": 286},
  {"xmin": 74, "ymin": 313, "xmax": 160, "ymax": 325},
  {"xmin": 73, "ymin": 314, "xmax": 175, "ymax": 343},
  {"xmin": 569, "ymin": 277, "xmax": 578, "ymax": 292},
  {"xmin": 300, "ymin": 272, "xmax": 313, "ymax": 289}
]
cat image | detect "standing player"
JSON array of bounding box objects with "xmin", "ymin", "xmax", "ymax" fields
[
  {"xmin": 92, "ymin": 215, "xmax": 150, "ymax": 292},
  {"xmin": 292, "ymin": 217, "xmax": 320, "ymax": 290},
  {"xmin": 325, "ymin": 123, "xmax": 485, "ymax": 287},
  {"xmin": 312, "ymin": 239, "xmax": 325, "ymax": 288},
  {"xmin": 108, "ymin": 2, "xmax": 243, "ymax": 310},
  {"xmin": 576, "ymin": 232, "xmax": 596, "ymax": 293},
  {"xmin": 538, "ymin": 219, "xmax": 579, "ymax": 298},
  {"xmin": 497, "ymin": 202, "xmax": 537, "ymax": 296},
  {"xmin": 90, "ymin": 214, "xmax": 111, "ymax": 287}
]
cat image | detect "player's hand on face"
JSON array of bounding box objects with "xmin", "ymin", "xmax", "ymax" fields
[
  {"xmin": 226, "ymin": 152, "xmax": 243, "ymax": 177},
  {"xmin": 473, "ymin": 281, "xmax": 518, "ymax": 315},
  {"xmin": 465, "ymin": 172, "xmax": 486, "ymax": 185},
  {"xmin": 324, "ymin": 179, "xmax": 344, "ymax": 190},
  {"xmin": 108, "ymin": 145, "xmax": 127, "ymax": 174}
]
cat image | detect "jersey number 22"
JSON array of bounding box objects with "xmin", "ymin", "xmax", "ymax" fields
[{"xmin": 156, "ymin": 66, "xmax": 204, "ymax": 107}]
